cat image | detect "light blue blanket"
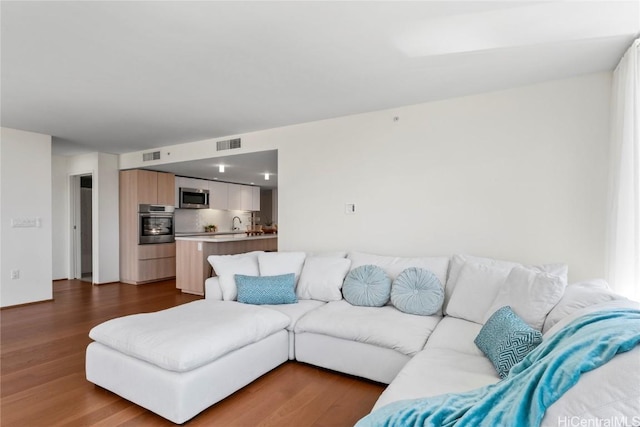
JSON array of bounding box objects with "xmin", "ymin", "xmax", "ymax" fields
[{"xmin": 356, "ymin": 309, "xmax": 640, "ymax": 427}]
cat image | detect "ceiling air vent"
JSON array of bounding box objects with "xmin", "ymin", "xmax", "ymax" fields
[
  {"xmin": 142, "ymin": 151, "xmax": 161, "ymax": 161},
  {"xmin": 217, "ymin": 138, "xmax": 242, "ymax": 151}
]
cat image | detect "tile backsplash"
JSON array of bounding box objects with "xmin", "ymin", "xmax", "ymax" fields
[{"xmin": 175, "ymin": 209, "xmax": 252, "ymax": 233}]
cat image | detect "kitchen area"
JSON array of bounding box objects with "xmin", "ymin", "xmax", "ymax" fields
[{"xmin": 119, "ymin": 150, "xmax": 278, "ymax": 295}]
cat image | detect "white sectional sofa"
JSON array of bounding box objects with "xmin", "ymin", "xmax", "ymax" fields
[{"xmin": 86, "ymin": 251, "xmax": 640, "ymax": 425}]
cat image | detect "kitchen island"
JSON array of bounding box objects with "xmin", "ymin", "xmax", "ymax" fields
[{"xmin": 175, "ymin": 234, "xmax": 278, "ymax": 295}]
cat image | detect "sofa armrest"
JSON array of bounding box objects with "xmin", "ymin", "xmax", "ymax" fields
[{"xmin": 205, "ymin": 277, "xmax": 223, "ymax": 300}]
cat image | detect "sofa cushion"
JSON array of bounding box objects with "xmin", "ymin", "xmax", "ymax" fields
[
  {"xmin": 372, "ymin": 348, "xmax": 500, "ymax": 411},
  {"xmin": 484, "ymin": 265, "xmax": 566, "ymax": 331},
  {"xmin": 423, "ymin": 316, "xmax": 485, "ymax": 357},
  {"xmin": 446, "ymin": 261, "xmax": 512, "ymax": 324},
  {"xmin": 295, "ymin": 300, "xmax": 441, "ymax": 356},
  {"xmin": 297, "ymin": 256, "xmax": 351, "ymax": 302},
  {"xmin": 542, "ymin": 280, "xmax": 624, "ymax": 334},
  {"xmin": 343, "ymin": 265, "xmax": 391, "ymax": 307},
  {"xmin": 258, "ymin": 252, "xmax": 306, "ymax": 285},
  {"xmin": 305, "ymin": 251, "xmax": 348, "ymax": 258},
  {"xmin": 544, "ymin": 299, "xmax": 640, "ymax": 339},
  {"xmin": 444, "ymin": 254, "xmax": 518, "ymax": 315},
  {"xmin": 445, "ymin": 255, "xmax": 568, "ymax": 324},
  {"xmin": 89, "ymin": 300, "xmax": 289, "ymax": 372},
  {"xmin": 475, "ymin": 306, "xmax": 543, "ymax": 379},
  {"xmin": 541, "ymin": 302, "xmax": 640, "ymax": 424},
  {"xmin": 542, "ymin": 347, "xmax": 640, "ymax": 426},
  {"xmin": 390, "ymin": 267, "xmax": 444, "ymax": 316},
  {"xmin": 261, "ymin": 299, "xmax": 326, "ymax": 331},
  {"xmin": 235, "ymin": 274, "xmax": 298, "ymax": 305},
  {"xmin": 208, "ymin": 252, "xmax": 262, "ymax": 301}
]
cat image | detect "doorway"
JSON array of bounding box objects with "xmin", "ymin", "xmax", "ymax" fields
[
  {"xmin": 70, "ymin": 173, "xmax": 93, "ymax": 283},
  {"xmin": 80, "ymin": 175, "xmax": 93, "ymax": 282}
]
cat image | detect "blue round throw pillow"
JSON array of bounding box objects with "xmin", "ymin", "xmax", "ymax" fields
[
  {"xmin": 391, "ymin": 267, "xmax": 444, "ymax": 315},
  {"xmin": 342, "ymin": 265, "xmax": 391, "ymax": 307}
]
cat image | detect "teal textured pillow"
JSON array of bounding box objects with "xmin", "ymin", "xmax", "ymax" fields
[
  {"xmin": 475, "ymin": 306, "xmax": 543, "ymax": 378},
  {"xmin": 391, "ymin": 267, "xmax": 444, "ymax": 316},
  {"xmin": 342, "ymin": 265, "xmax": 391, "ymax": 307},
  {"xmin": 235, "ymin": 273, "xmax": 297, "ymax": 305}
]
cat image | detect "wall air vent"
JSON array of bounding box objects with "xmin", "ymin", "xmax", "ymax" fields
[
  {"xmin": 217, "ymin": 138, "xmax": 242, "ymax": 151},
  {"xmin": 142, "ymin": 151, "xmax": 161, "ymax": 161}
]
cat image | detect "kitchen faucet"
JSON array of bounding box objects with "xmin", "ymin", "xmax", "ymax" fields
[{"xmin": 232, "ymin": 216, "xmax": 242, "ymax": 231}]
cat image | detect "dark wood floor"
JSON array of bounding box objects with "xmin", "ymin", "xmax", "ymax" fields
[{"xmin": 1, "ymin": 280, "xmax": 385, "ymax": 426}]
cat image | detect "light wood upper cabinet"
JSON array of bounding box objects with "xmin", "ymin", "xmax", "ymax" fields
[
  {"xmin": 157, "ymin": 172, "xmax": 175, "ymax": 206},
  {"xmin": 125, "ymin": 169, "xmax": 175, "ymax": 206},
  {"xmin": 136, "ymin": 170, "xmax": 159, "ymax": 205}
]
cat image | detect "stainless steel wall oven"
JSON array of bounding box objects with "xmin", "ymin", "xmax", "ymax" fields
[{"xmin": 139, "ymin": 204, "xmax": 175, "ymax": 244}]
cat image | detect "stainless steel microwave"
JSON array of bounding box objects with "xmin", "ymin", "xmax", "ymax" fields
[{"xmin": 179, "ymin": 187, "xmax": 209, "ymax": 209}]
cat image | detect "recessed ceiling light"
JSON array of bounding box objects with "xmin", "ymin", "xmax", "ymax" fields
[
  {"xmin": 264, "ymin": 173, "xmax": 270, "ymax": 180},
  {"xmin": 250, "ymin": 182, "xmax": 255, "ymax": 185},
  {"xmin": 218, "ymin": 165, "xmax": 225, "ymax": 173}
]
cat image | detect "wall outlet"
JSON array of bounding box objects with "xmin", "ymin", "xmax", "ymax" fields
[
  {"xmin": 345, "ymin": 203, "xmax": 356, "ymax": 215},
  {"xmin": 10, "ymin": 270, "xmax": 20, "ymax": 280}
]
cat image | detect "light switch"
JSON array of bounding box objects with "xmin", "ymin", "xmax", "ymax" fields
[
  {"xmin": 345, "ymin": 204, "xmax": 356, "ymax": 215},
  {"xmin": 11, "ymin": 218, "xmax": 41, "ymax": 228}
]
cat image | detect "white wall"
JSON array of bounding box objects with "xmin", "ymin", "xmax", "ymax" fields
[
  {"xmin": 121, "ymin": 72, "xmax": 613, "ymax": 283},
  {"xmin": 51, "ymin": 155, "xmax": 68, "ymax": 280},
  {"xmin": 1, "ymin": 127, "xmax": 53, "ymax": 307},
  {"xmin": 53, "ymin": 152, "xmax": 120, "ymax": 284},
  {"xmin": 96, "ymin": 153, "xmax": 119, "ymax": 283}
]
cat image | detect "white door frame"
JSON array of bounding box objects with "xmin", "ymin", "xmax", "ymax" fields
[{"xmin": 68, "ymin": 172, "xmax": 94, "ymax": 281}]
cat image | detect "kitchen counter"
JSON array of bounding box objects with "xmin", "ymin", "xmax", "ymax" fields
[
  {"xmin": 175, "ymin": 234, "xmax": 276, "ymax": 243},
  {"xmin": 175, "ymin": 231, "xmax": 245, "ymax": 237},
  {"xmin": 175, "ymin": 234, "xmax": 278, "ymax": 295}
]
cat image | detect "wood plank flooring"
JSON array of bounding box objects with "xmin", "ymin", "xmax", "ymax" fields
[{"xmin": 1, "ymin": 280, "xmax": 385, "ymax": 426}]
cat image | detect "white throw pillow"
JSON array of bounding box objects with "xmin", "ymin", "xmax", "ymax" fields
[
  {"xmin": 542, "ymin": 279, "xmax": 624, "ymax": 334},
  {"xmin": 444, "ymin": 254, "xmax": 519, "ymax": 315},
  {"xmin": 305, "ymin": 251, "xmax": 348, "ymax": 258},
  {"xmin": 444, "ymin": 254, "xmax": 569, "ymax": 316},
  {"xmin": 347, "ymin": 252, "xmax": 449, "ymax": 286},
  {"xmin": 445, "ymin": 261, "xmax": 512, "ymax": 324},
  {"xmin": 258, "ymin": 252, "xmax": 307, "ymax": 285},
  {"xmin": 208, "ymin": 252, "xmax": 261, "ymax": 301},
  {"xmin": 543, "ymin": 299, "xmax": 639, "ymax": 339},
  {"xmin": 297, "ymin": 257, "xmax": 352, "ymax": 301},
  {"xmin": 484, "ymin": 265, "xmax": 567, "ymax": 331}
]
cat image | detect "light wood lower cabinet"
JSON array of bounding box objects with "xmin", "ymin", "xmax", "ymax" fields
[
  {"xmin": 121, "ymin": 242, "xmax": 176, "ymax": 285},
  {"xmin": 138, "ymin": 243, "xmax": 176, "ymax": 260},
  {"xmin": 138, "ymin": 257, "xmax": 176, "ymax": 283},
  {"xmin": 176, "ymin": 238, "xmax": 278, "ymax": 295}
]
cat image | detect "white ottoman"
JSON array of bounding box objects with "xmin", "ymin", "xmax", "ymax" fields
[{"xmin": 86, "ymin": 300, "xmax": 290, "ymax": 424}]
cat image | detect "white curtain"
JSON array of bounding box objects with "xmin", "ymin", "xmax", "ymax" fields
[{"xmin": 607, "ymin": 38, "xmax": 640, "ymax": 301}]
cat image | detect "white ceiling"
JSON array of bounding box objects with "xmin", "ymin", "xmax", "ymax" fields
[
  {"xmin": 1, "ymin": 1, "xmax": 638, "ymax": 159},
  {"xmin": 150, "ymin": 149, "xmax": 278, "ymax": 189}
]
